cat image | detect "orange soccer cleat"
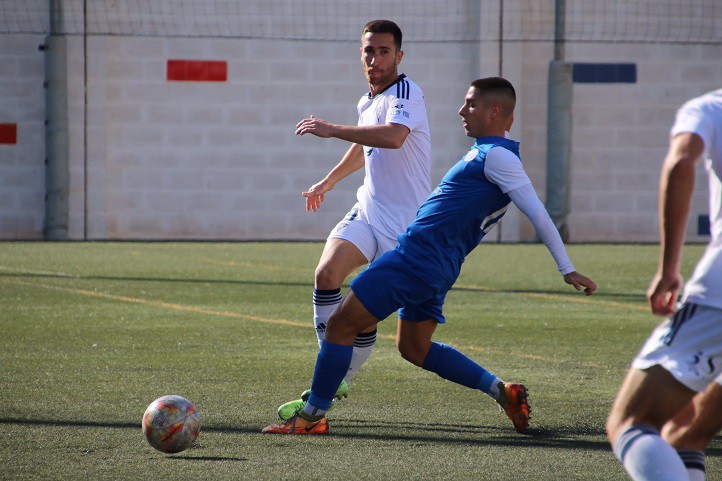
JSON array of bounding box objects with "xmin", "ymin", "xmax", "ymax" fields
[
  {"xmin": 261, "ymin": 411, "xmax": 329, "ymax": 435},
  {"xmin": 497, "ymin": 382, "xmax": 531, "ymax": 434}
]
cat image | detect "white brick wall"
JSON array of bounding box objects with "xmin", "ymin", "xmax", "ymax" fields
[
  {"xmin": 1, "ymin": 17, "xmax": 720, "ymax": 242},
  {"xmin": 67, "ymin": 36, "xmax": 478, "ymax": 240},
  {"xmin": 0, "ymin": 35, "xmax": 46, "ymax": 239},
  {"xmin": 565, "ymin": 42, "xmax": 721, "ymax": 242}
]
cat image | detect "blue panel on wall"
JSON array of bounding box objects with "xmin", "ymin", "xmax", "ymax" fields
[
  {"xmin": 698, "ymin": 215, "xmax": 711, "ymax": 236},
  {"xmin": 573, "ymin": 63, "xmax": 637, "ymax": 83}
]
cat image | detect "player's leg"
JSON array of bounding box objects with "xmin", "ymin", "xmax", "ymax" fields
[
  {"xmin": 264, "ymin": 251, "xmax": 406, "ymax": 434},
  {"xmin": 662, "ymin": 381, "xmax": 722, "ymax": 480},
  {"xmin": 396, "ymin": 296, "xmax": 508, "ymax": 394},
  {"xmin": 608, "ymin": 303, "xmax": 722, "ymax": 480},
  {"xmin": 301, "ymin": 290, "xmax": 389, "ymax": 415},
  {"xmin": 316, "ymin": 209, "xmax": 381, "ymax": 383},
  {"xmin": 263, "ymin": 291, "xmax": 380, "ymax": 434},
  {"xmin": 396, "ymin": 301, "xmax": 529, "ymax": 433},
  {"xmin": 606, "ymin": 366, "xmax": 695, "ymax": 481},
  {"xmin": 306, "ymin": 250, "xmax": 438, "ymax": 418},
  {"xmin": 313, "ymin": 236, "xmax": 368, "ymax": 344},
  {"xmin": 276, "ymin": 211, "xmax": 374, "ymax": 421},
  {"xmin": 340, "ymin": 227, "xmax": 398, "ymax": 384}
]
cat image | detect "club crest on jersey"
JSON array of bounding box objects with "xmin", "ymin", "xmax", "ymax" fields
[
  {"xmin": 463, "ymin": 149, "xmax": 478, "ymax": 162},
  {"xmin": 375, "ymin": 104, "xmax": 384, "ymax": 123}
]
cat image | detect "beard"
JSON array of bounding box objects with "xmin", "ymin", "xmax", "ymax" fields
[{"xmin": 365, "ymin": 69, "xmax": 396, "ymax": 90}]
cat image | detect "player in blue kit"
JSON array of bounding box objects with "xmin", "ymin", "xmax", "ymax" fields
[{"xmin": 262, "ymin": 77, "xmax": 597, "ymax": 435}]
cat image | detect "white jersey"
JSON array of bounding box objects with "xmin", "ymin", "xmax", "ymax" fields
[
  {"xmin": 356, "ymin": 74, "xmax": 432, "ymax": 240},
  {"xmin": 674, "ymin": 89, "xmax": 722, "ymax": 309}
]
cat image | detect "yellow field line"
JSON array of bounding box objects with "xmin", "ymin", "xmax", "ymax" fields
[
  {"xmin": 125, "ymin": 249, "xmax": 648, "ymax": 313},
  {"xmin": 127, "ymin": 250, "xmax": 309, "ymax": 273},
  {"xmin": 1, "ymin": 278, "xmax": 307, "ymax": 329},
  {"xmin": 2, "ymin": 273, "xmax": 638, "ymax": 371}
]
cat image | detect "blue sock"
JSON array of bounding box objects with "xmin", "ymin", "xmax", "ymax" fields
[
  {"xmin": 422, "ymin": 342, "xmax": 499, "ymax": 395},
  {"xmin": 305, "ymin": 340, "xmax": 353, "ymax": 414}
]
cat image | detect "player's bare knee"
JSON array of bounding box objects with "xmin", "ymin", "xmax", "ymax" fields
[
  {"xmin": 396, "ymin": 339, "xmax": 424, "ymax": 367},
  {"xmin": 314, "ymin": 263, "xmax": 344, "ymax": 290},
  {"xmin": 606, "ymin": 411, "xmax": 625, "ymax": 444},
  {"xmin": 326, "ymin": 312, "xmax": 363, "ymax": 343}
]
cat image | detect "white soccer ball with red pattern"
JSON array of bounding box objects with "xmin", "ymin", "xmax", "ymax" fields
[{"xmin": 142, "ymin": 395, "xmax": 200, "ymax": 453}]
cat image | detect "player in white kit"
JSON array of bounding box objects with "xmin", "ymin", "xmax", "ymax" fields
[
  {"xmin": 607, "ymin": 88, "xmax": 722, "ymax": 481},
  {"xmin": 277, "ymin": 19, "xmax": 431, "ymax": 420}
]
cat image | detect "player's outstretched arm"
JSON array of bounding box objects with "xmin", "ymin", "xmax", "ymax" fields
[
  {"xmin": 564, "ymin": 271, "xmax": 597, "ymax": 296},
  {"xmin": 296, "ymin": 115, "xmax": 409, "ymax": 149},
  {"xmin": 505, "ymin": 183, "xmax": 597, "ymax": 295},
  {"xmin": 302, "ymin": 143, "xmax": 364, "ymax": 212}
]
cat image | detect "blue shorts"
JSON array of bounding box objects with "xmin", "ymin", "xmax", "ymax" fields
[{"xmin": 350, "ymin": 249, "xmax": 447, "ymax": 324}]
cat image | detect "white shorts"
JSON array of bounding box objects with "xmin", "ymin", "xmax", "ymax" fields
[
  {"xmin": 632, "ymin": 302, "xmax": 722, "ymax": 392},
  {"xmin": 328, "ymin": 203, "xmax": 398, "ymax": 263}
]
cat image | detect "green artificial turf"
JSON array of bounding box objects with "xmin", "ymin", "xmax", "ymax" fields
[{"xmin": 1, "ymin": 242, "xmax": 717, "ymax": 480}]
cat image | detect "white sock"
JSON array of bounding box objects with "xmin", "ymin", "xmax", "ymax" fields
[
  {"xmin": 312, "ymin": 288, "xmax": 342, "ymax": 347},
  {"xmin": 614, "ymin": 425, "xmax": 689, "ymax": 481},
  {"xmin": 345, "ymin": 329, "xmax": 377, "ymax": 383},
  {"xmin": 678, "ymin": 450, "xmax": 705, "ymax": 481},
  {"xmin": 488, "ymin": 378, "xmax": 504, "ymax": 401}
]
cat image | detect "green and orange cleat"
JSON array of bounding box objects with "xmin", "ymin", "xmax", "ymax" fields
[
  {"xmin": 261, "ymin": 410, "xmax": 329, "ymax": 435},
  {"xmin": 277, "ymin": 380, "xmax": 349, "ymax": 421},
  {"xmin": 497, "ymin": 382, "xmax": 531, "ymax": 434}
]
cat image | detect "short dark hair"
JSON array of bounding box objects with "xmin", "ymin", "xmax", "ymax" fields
[
  {"xmin": 470, "ymin": 77, "xmax": 516, "ymax": 114},
  {"xmin": 362, "ymin": 20, "xmax": 402, "ymax": 51}
]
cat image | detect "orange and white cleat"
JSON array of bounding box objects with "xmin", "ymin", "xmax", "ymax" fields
[
  {"xmin": 497, "ymin": 382, "xmax": 530, "ymax": 434},
  {"xmin": 261, "ymin": 411, "xmax": 329, "ymax": 435}
]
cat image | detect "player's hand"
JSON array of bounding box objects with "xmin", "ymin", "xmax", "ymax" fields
[
  {"xmin": 647, "ymin": 271, "xmax": 683, "ymax": 316},
  {"xmin": 295, "ymin": 115, "xmax": 335, "ymax": 138},
  {"xmin": 302, "ymin": 180, "xmax": 333, "ymax": 212},
  {"xmin": 563, "ymin": 271, "xmax": 597, "ymax": 296}
]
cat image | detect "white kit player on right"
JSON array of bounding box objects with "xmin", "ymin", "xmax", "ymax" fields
[{"xmin": 608, "ymin": 88, "xmax": 722, "ymax": 481}]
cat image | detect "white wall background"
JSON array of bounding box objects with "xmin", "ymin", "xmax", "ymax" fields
[
  {"xmin": 0, "ymin": 34, "xmax": 46, "ymax": 238},
  {"xmin": 0, "ymin": 1, "xmax": 720, "ymax": 242}
]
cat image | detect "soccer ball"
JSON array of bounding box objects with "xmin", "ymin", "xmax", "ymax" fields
[{"xmin": 142, "ymin": 395, "xmax": 200, "ymax": 453}]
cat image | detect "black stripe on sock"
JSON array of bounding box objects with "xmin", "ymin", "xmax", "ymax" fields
[
  {"xmin": 353, "ymin": 329, "xmax": 377, "ymax": 348},
  {"xmin": 678, "ymin": 450, "xmax": 705, "ymax": 472},
  {"xmin": 313, "ymin": 288, "xmax": 342, "ymax": 306}
]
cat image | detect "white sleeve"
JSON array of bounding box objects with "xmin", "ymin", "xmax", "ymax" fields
[
  {"xmin": 385, "ymin": 89, "xmax": 425, "ymax": 132},
  {"xmin": 507, "ymin": 183, "xmax": 576, "ymax": 275},
  {"xmin": 484, "ymin": 146, "xmax": 533, "ymax": 193},
  {"xmin": 671, "ymin": 100, "xmax": 712, "ymax": 148}
]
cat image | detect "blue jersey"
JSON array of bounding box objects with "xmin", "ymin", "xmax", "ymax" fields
[{"xmin": 396, "ymin": 136, "xmax": 520, "ymax": 290}]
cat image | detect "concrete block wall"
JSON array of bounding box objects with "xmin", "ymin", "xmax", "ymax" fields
[
  {"xmin": 0, "ymin": 35, "xmax": 46, "ymax": 239},
  {"xmin": 1, "ymin": 7, "xmax": 720, "ymax": 242},
  {"xmin": 69, "ymin": 36, "xmax": 477, "ymax": 239},
  {"xmin": 565, "ymin": 42, "xmax": 722, "ymax": 242}
]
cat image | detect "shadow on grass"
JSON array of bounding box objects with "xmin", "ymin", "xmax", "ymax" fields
[
  {"xmin": 0, "ymin": 417, "xmax": 260, "ymax": 435},
  {"xmin": 1, "ymin": 271, "xmax": 644, "ymax": 301},
  {"xmin": 332, "ymin": 419, "xmax": 722, "ymax": 454},
  {"xmin": 171, "ymin": 455, "xmax": 247, "ymax": 462},
  {"xmin": 7, "ymin": 416, "xmax": 719, "ymax": 455}
]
